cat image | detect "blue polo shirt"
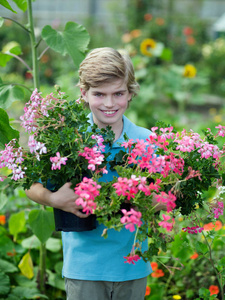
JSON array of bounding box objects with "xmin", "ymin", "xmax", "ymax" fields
[{"xmin": 62, "ymin": 114, "xmax": 153, "ymax": 281}]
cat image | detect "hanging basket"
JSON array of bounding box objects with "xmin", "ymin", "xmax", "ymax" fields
[{"xmin": 53, "ymin": 208, "xmax": 97, "ymax": 232}]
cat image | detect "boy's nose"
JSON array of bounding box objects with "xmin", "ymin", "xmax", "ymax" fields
[{"xmin": 104, "ymin": 96, "xmax": 114, "ymax": 107}]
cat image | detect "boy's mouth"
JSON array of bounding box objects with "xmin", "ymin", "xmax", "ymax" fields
[{"xmin": 101, "ymin": 110, "xmax": 118, "ymax": 115}]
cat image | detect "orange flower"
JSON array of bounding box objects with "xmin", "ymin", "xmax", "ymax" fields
[
  {"xmin": 150, "ymin": 262, "xmax": 158, "ymax": 271},
  {"xmin": 190, "ymin": 252, "xmax": 199, "ymax": 260},
  {"xmin": 144, "ymin": 13, "xmax": 152, "ymax": 21},
  {"xmin": 130, "ymin": 29, "xmax": 142, "ymax": 38},
  {"xmin": 209, "ymin": 285, "xmax": 219, "ymax": 296},
  {"xmin": 151, "ymin": 269, "xmax": 165, "ymax": 278},
  {"xmin": 215, "ymin": 220, "xmax": 222, "ymax": 231},
  {"xmin": 155, "ymin": 18, "xmax": 165, "ymax": 26},
  {"xmin": 186, "ymin": 36, "xmax": 196, "ymax": 45},
  {"xmin": 204, "ymin": 221, "xmax": 222, "ymax": 231},
  {"xmin": 145, "ymin": 286, "xmax": 151, "ymax": 296},
  {"xmin": 0, "ymin": 215, "xmax": 6, "ymax": 225}
]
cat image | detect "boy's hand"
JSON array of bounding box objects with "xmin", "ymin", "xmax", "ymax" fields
[{"xmin": 49, "ymin": 182, "xmax": 89, "ymax": 218}]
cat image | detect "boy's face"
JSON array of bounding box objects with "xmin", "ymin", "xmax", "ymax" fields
[{"xmin": 81, "ymin": 79, "xmax": 132, "ymax": 132}]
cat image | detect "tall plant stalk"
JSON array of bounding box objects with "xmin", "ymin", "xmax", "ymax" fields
[{"xmin": 27, "ymin": 0, "xmax": 46, "ymax": 294}]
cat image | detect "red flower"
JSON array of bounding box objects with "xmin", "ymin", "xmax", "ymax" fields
[
  {"xmin": 183, "ymin": 26, "xmax": 193, "ymax": 36},
  {"xmin": 151, "ymin": 269, "xmax": 165, "ymax": 278},
  {"xmin": 190, "ymin": 252, "xmax": 199, "ymax": 260},
  {"xmin": 0, "ymin": 215, "xmax": 6, "ymax": 225},
  {"xmin": 145, "ymin": 286, "xmax": 151, "ymax": 296},
  {"xmin": 209, "ymin": 285, "xmax": 219, "ymax": 296}
]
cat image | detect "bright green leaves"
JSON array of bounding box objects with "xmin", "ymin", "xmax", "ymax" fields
[
  {"xmin": 41, "ymin": 22, "xmax": 90, "ymax": 68},
  {"xmin": 11, "ymin": 0, "xmax": 28, "ymax": 12},
  {"xmin": 0, "ymin": 108, "xmax": 19, "ymax": 149},
  {"xmin": 0, "ymin": 41, "xmax": 22, "ymax": 67},
  {"xmin": 0, "ymin": 0, "xmax": 17, "ymax": 13},
  {"xmin": 0, "ymin": 0, "xmax": 28, "ymax": 12},
  {"xmin": 8, "ymin": 211, "xmax": 26, "ymax": 241},
  {"xmin": 28, "ymin": 209, "xmax": 55, "ymax": 244}
]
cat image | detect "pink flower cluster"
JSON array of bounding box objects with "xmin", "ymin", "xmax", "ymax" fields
[
  {"xmin": 211, "ymin": 201, "xmax": 224, "ymax": 219},
  {"xmin": 79, "ymin": 135, "xmax": 105, "ymax": 172},
  {"xmin": 174, "ymin": 129, "xmax": 222, "ymax": 160},
  {"xmin": 158, "ymin": 214, "xmax": 175, "ymax": 231},
  {"xmin": 0, "ymin": 139, "xmax": 26, "ymax": 181},
  {"xmin": 215, "ymin": 125, "xmax": 225, "ymax": 137},
  {"xmin": 120, "ymin": 208, "xmax": 142, "ymax": 232},
  {"xmin": 122, "ymin": 136, "xmax": 184, "ymax": 178},
  {"xmin": 74, "ymin": 177, "xmax": 101, "ymax": 214},
  {"xmin": 20, "ymin": 89, "xmax": 50, "ymax": 133},
  {"xmin": 182, "ymin": 226, "xmax": 204, "ymax": 234},
  {"xmin": 112, "ymin": 175, "xmax": 161, "ymax": 200},
  {"xmin": 155, "ymin": 191, "xmax": 176, "ymax": 213},
  {"xmin": 50, "ymin": 152, "xmax": 68, "ymax": 170},
  {"xmin": 28, "ymin": 134, "xmax": 47, "ymax": 160}
]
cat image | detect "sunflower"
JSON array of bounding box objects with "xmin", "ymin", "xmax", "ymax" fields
[
  {"xmin": 140, "ymin": 38, "xmax": 156, "ymax": 57},
  {"xmin": 183, "ymin": 64, "xmax": 197, "ymax": 78}
]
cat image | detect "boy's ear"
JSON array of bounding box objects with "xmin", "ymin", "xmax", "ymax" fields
[
  {"xmin": 80, "ymin": 88, "xmax": 88, "ymax": 102},
  {"xmin": 128, "ymin": 93, "xmax": 133, "ymax": 101}
]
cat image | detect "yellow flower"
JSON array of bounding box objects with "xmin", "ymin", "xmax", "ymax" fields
[
  {"xmin": 173, "ymin": 295, "xmax": 182, "ymax": 300},
  {"xmin": 183, "ymin": 64, "xmax": 197, "ymax": 78},
  {"xmin": 140, "ymin": 38, "xmax": 156, "ymax": 57}
]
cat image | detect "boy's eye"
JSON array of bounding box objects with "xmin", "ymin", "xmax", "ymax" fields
[
  {"xmin": 115, "ymin": 92, "xmax": 123, "ymax": 97},
  {"xmin": 94, "ymin": 93, "xmax": 103, "ymax": 97}
]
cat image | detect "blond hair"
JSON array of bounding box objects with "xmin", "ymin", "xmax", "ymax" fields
[{"xmin": 78, "ymin": 47, "xmax": 139, "ymax": 97}]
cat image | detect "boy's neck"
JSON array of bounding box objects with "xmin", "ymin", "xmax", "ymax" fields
[{"xmin": 92, "ymin": 115, "xmax": 124, "ymax": 142}]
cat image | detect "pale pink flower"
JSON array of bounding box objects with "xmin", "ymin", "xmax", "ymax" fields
[{"xmin": 50, "ymin": 152, "xmax": 67, "ymax": 170}]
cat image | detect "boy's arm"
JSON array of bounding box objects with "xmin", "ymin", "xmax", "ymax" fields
[{"xmin": 25, "ymin": 182, "xmax": 89, "ymax": 218}]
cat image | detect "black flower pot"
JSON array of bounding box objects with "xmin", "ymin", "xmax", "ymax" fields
[{"xmin": 53, "ymin": 208, "xmax": 97, "ymax": 232}]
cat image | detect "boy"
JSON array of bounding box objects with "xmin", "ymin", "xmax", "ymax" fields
[{"xmin": 26, "ymin": 47, "xmax": 163, "ymax": 300}]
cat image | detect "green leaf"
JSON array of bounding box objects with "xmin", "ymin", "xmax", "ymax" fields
[
  {"xmin": 0, "ymin": 52, "xmax": 12, "ymax": 67},
  {"xmin": 21, "ymin": 235, "xmax": 40, "ymax": 249},
  {"xmin": 41, "ymin": 21, "xmax": 90, "ymax": 68},
  {"xmin": 0, "ymin": 258, "xmax": 18, "ymax": 273},
  {"xmin": 10, "ymin": 286, "xmax": 48, "ymax": 299},
  {"xmin": 0, "ymin": 190, "xmax": 8, "ymax": 210},
  {"xmin": 8, "ymin": 211, "xmax": 26, "ymax": 241},
  {"xmin": 2, "ymin": 41, "xmax": 22, "ymax": 55},
  {"xmin": 195, "ymin": 241, "xmax": 208, "ymax": 255},
  {"xmin": 46, "ymin": 237, "xmax": 62, "ymax": 252},
  {"xmin": 0, "ymin": 108, "xmax": 19, "ymax": 149},
  {"xmin": 18, "ymin": 252, "xmax": 34, "ymax": 279},
  {"xmin": 0, "ymin": 84, "xmax": 25, "ymax": 109},
  {"xmin": 28, "ymin": 209, "xmax": 55, "ymax": 244},
  {"xmin": 0, "ymin": 272, "xmax": 10, "ymax": 295},
  {"xmin": 0, "ymin": 17, "xmax": 4, "ymax": 27},
  {"xmin": 0, "ymin": 0, "xmax": 17, "ymax": 13},
  {"xmin": 161, "ymin": 47, "xmax": 172, "ymax": 61},
  {"xmin": 12, "ymin": 0, "xmax": 27, "ymax": 12}
]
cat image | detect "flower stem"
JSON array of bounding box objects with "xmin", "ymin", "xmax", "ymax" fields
[{"xmin": 27, "ymin": 0, "xmax": 39, "ymax": 90}]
